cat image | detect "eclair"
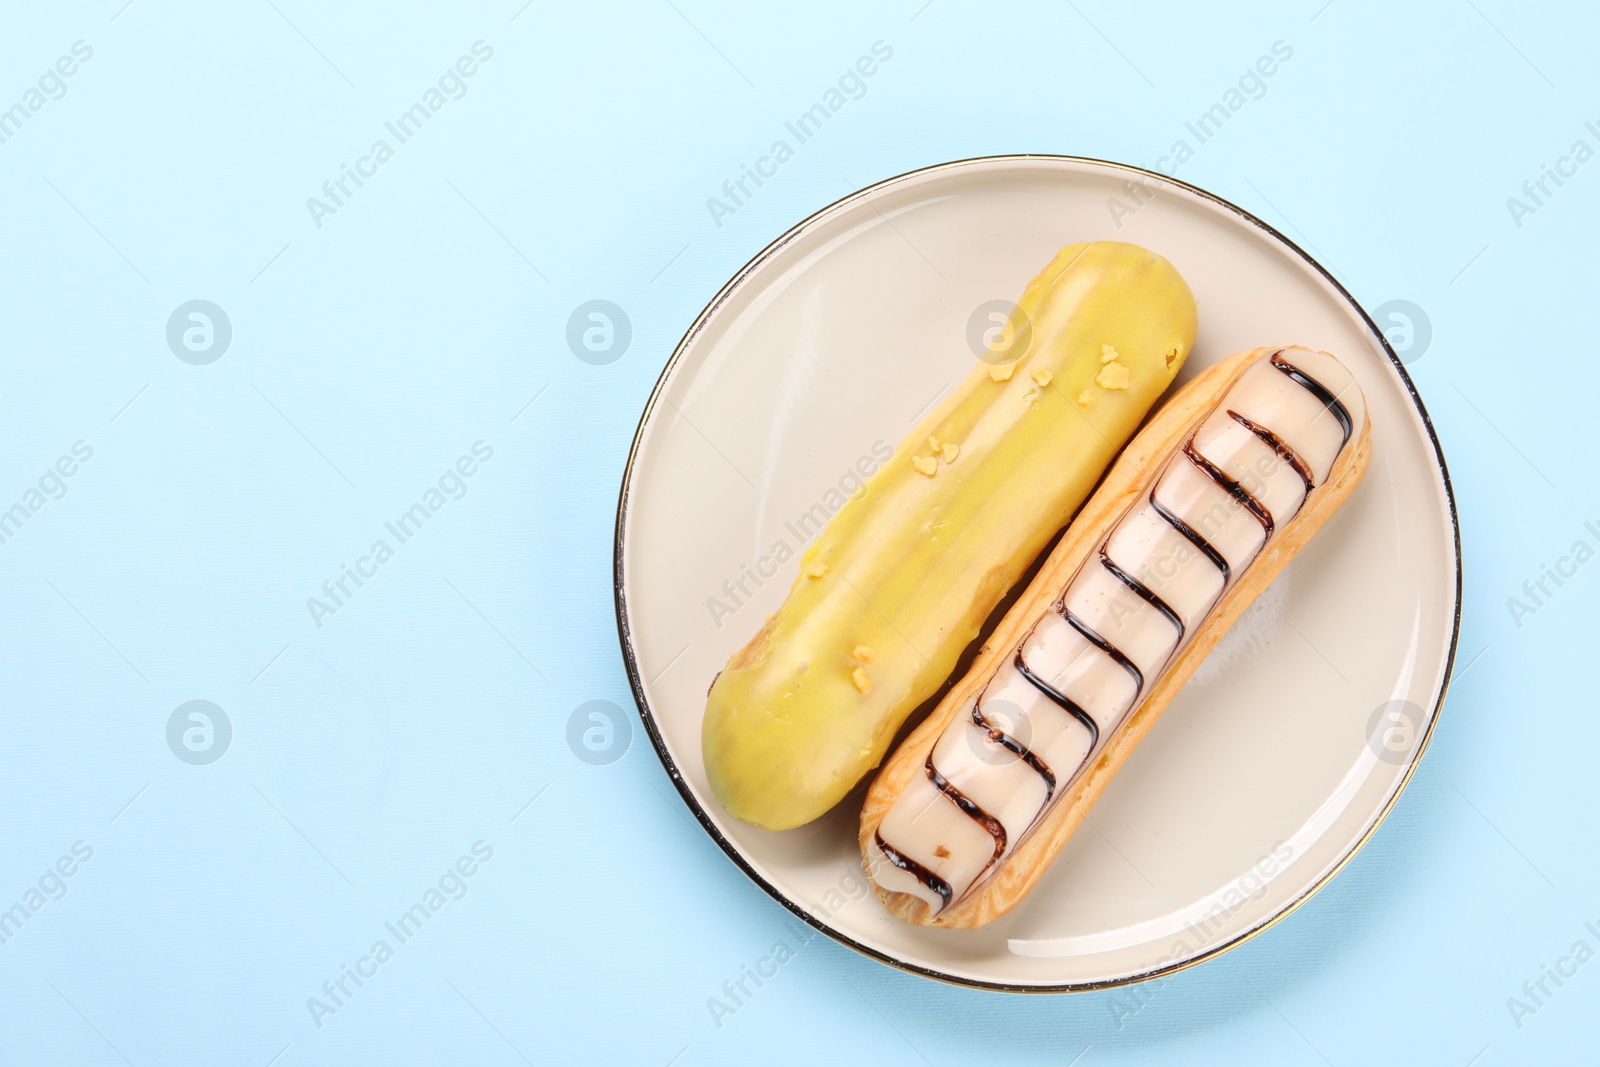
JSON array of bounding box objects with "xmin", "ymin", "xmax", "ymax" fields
[
  {"xmin": 859, "ymin": 346, "xmax": 1371, "ymax": 927},
  {"xmin": 702, "ymin": 242, "xmax": 1198, "ymax": 830}
]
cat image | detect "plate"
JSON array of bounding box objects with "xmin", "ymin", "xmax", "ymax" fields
[{"xmin": 613, "ymin": 156, "xmax": 1460, "ymax": 991}]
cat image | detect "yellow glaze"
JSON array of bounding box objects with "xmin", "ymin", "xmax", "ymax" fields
[{"xmin": 702, "ymin": 241, "xmax": 1198, "ymax": 829}]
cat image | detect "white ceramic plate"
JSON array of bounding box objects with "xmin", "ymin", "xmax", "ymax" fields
[{"xmin": 614, "ymin": 156, "xmax": 1460, "ymax": 991}]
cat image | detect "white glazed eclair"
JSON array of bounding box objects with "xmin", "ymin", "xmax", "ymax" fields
[{"xmin": 858, "ymin": 346, "xmax": 1371, "ymax": 928}]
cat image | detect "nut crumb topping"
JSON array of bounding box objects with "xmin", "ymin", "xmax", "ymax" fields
[
  {"xmin": 941, "ymin": 442, "xmax": 960, "ymax": 463},
  {"xmin": 1030, "ymin": 368, "xmax": 1053, "ymax": 387},
  {"xmin": 934, "ymin": 845, "xmax": 950, "ymax": 858},
  {"xmin": 1077, "ymin": 387, "xmax": 1095, "ymax": 408},
  {"xmin": 852, "ymin": 644, "xmax": 875, "ymax": 664},
  {"xmin": 989, "ymin": 362, "xmax": 1016, "ymax": 382},
  {"xmin": 852, "ymin": 667, "xmax": 873, "ymax": 695},
  {"xmin": 1095, "ymin": 360, "xmax": 1131, "ymax": 390},
  {"xmin": 1101, "ymin": 343, "xmax": 1119, "ymax": 364},
  {"xmin": 805, "ymin": 562, "xmax": 829, "ymax": 578},
  {"xmin": 912, "ymin": 455, "xmax": 938, "ymax": 477},
  {"xmin": 927, "ymin": 435, "xmax": 941, "ymax": 453}
]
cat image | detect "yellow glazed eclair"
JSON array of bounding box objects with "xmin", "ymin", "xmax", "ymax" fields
[
  {"xmin": 860, "ymin": 346, "xmax": 1371, "ymax": 926},
  {"xmin": 703, "ymin": 241, "xmax": 1199, "ymax": 830}
]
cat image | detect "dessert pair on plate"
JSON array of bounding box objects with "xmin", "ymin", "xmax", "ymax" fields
[{"xmin": 700, "ymin": 241, "xmax": 1370, "ymax": 928}]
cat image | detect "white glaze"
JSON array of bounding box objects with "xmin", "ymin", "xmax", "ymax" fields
[{"xmin": 869, "ymin": 348, "xmax": 1366, "ymax": 915}]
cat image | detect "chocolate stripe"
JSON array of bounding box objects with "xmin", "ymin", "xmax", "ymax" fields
[
  {"xmin": 1182, "ymin": 441, "xmax": 1274, "ymax": 539},
  {"xmin": 1012, "ymin": 650, "xmax": 1100, "ymax": 754},
  {"xmin": 1228, "ymin": 409, "xmax": 1314, "ymax": 491},
  {"xmin": 1270, "ymin": 351, "xmax": 1353, "ymax": 447},
  {"xmin": 1060, "ymin": 608, "xmax": 1145, "ymax": 697},
  {"xmin": 1150, "ymin": 493, "xmax": 1230, "ymax": 584},
  {"xmin": 926, "ymin": 754, "xmax": 1007, "ymax": 875},
  {"xmin": 873, "ymin": 830, "xmax": 952, "ymax": 912},
  {"xmin": 1099, "ymin": 546, "xmax": 1184, "ymax": 640},
  {"xmin": 971, "ymin": 699, "xmax": 1056, "ymax": 803}
]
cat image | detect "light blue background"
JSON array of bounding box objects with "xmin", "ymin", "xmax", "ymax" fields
[{"xmin": 0, "ymin": 1, "xmax": 1592, "ymax": 1063}]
